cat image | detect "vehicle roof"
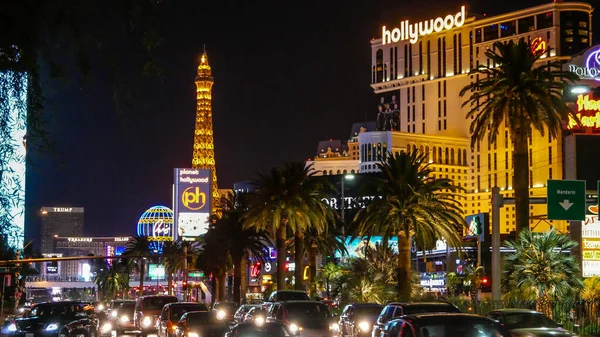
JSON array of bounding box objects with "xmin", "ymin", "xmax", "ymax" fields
[
  {"xmin": 488, "ymin": 309, "xmax": 540, "ymax": 314},
  {"xmin": 35, "ymin": 301, "xmax": 88, "ymax": 306},
  {"xmin": 167, "ymin": 302, "xmax": 207, "ymax": 306},
  {"xmin": 272, "ymin": 290, "xmax": 307, "ymax": 293},
  {"xmin": 385, "ymin": 302, "xmax": 454, "ymax": 307},
  {"xmin": 138, "ymin": 295, "xmax": 178, "ymax": 299},
  {"xmin": 349, "ymin": 303, "xmax": 383, "ymax": 307},
  {"xmin": 400, "ymin": 313, "xmax": 494, "ymax": 322},
  {"xmin": 278, "ymin": 300, "xmax": 327, "ymax": 305}
]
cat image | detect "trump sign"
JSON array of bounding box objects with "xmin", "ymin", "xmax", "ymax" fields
[{"xmin": 174, "ymin": 168, "xmax": 212, "ymax": 238}]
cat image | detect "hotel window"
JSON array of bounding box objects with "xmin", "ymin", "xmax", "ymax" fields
[
  {"xmin": 529, "ymin": 148, "xmax": 533, "ymax": 167},
  {"xmin": 422, "ymin": 123, "xmax": 425, "ymax": 134},
  {"xmin": 427, "ymin": 40, "xmax": 431, "ymax": 76},
  {"xmin": 529, "ymin": 170, "xmax": 533, "ymax": 188},
  {"xmin": 437, "ymin": 38, "xmax": 442, "ymax": 78},
  {"xmin": 453, "ymin": 34, "xmax": 458, "ymax": 75},
  {"xmin": 372, "ymin": 66, "xmax": 376, "ymax": 83},
  {"xmin": 488, "ymin": 154, "xmax": 491, "ymax": 170},
  {"xmin": 443, "ymin": 81, "xmax": 447, "ymax": 97},
  {"xmin": 493, "ymin": 153, "xmax": 497, "ymax": 170},
  {"xmin": 518, "ymin": 16, "xmax": 535, "ymax": 33},
  {"xmin": 475, "ymin": 28, "xmax": 482, "ymax": 43},
  {"xmin": 463, "ymin": 151, "xmax": 467, "ymax": 165},
  {"xmin": 409, "ymin": 43, "xmax": 413, "ymax": 76},
  {"xmin": 494, "ymin": 173, "xmax": 497, "ymax": 187},
  {"xmin": 458, "ymin": 33, "xmax": 462, "ymax": 73},
  {"xmin": 383, "ymin": 64, "xmax": 387, "ymax": 81},
  {"xmin": 548, "ymin": 146, "xmax": 552, "ymax": 164},
  {"xmin": 477, "ymin": 176, "xmax": 480, "ymax": 191},
  {"xmin": 560, "ymin": 11, "xmax": 590, "ymax": 56},
  {"xmin": 412, "ymin": 106, "xmax": 415, "ymax": 123},
  {"xmin": 505, "ymin": 152, "xmax": 508, "ymax": 169},
  {"xmin": 389, "ymin": 49, "xmax": 394, "ymax": 80},
  {"xmin": 443, "ymin": 101, "xmax": 447, "ymax": 117},
  {"xmin": 537, "ymin": 12, "xmax": 553, "ymax": 30},
  {"xmin": 438, "ymin": 101, "xmax": 441, "ymax": 118},
  {"xmin": 505, "ymin": 173, "xmax": 509, "ymax": 189},
  {"xmin": 469, "ymin": 31, "xmax": 474, "ymax": 70},
  {"xmin": 476, "ymin": 155, "xmax": 480, "ymax": 172},
  {"xmin": 394, "ymin": 47, "xmax": 398, "ymax": 79},
  {"xmin": 376, "ymin": 49, "xmax": 383, "ymax": 82},
  {"xmin": 437, "ymin": 82, "xmax": 441, "ymax": 98},
  {"xmin": 442, "ymin": 37, "xmax": 447, "ymax": 76},
  {"xmin": 443, "ymin": 119, "xmax": 447, "ymax": 130},
  {"xmin": 549, "ymin": 167, "xmax": 553, "ymax": 179},
  {"xmin": 438, "ymin": 120, "xmax": 441, "ymax": 131},
  {"xmin": 404, "ymin": 45, "xmax": 409, "ymax": 77},
  {"xmin": 483, "ymin": 24, "xmax": 499, "ymax": 41},
  {"xmin": 505, "ymin": 131, "xmax": 508, "ymax": 148},
  {"xmin": 419, "ymin": 41, "xmax": 423, "ymax": 75},
  {"xmin": 500, "ymin": 20, "xmax": 516, "ymax": 37}
]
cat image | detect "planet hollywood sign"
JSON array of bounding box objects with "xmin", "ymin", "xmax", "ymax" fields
[{"xmin": 382, "ymin": 6, "xmax": 466, "ymax": 45}]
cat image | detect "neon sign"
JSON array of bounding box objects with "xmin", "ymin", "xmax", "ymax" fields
[
  {"xmin": 567, "ymin": 94, "xmax": 600, "ymax": 129},
  {"xmin": 568, "ymin": 47, "xmax": 600, "ymax": 80},
  {"xmin": 382, "ymin": 6, "xmax": 465, "ymax": 45},
  {"xmin": 530, "ymin": 37, "xmax": 547, "ymax": 55}
]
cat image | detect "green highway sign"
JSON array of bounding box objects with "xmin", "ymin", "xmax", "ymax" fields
[
  {"xmin": 189, "ymin": 271, "xmax": 204, "ymax": 277},
  {"xmin": 547, "ymin": 179, "xmax": 586, "ymax": 221}
]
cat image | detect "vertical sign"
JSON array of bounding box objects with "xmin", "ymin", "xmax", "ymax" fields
[{"xmin": 174, "ymin": 168, "xmax": 212, "ymax": 238}]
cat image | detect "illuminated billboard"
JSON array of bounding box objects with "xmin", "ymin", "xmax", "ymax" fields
[
  {"xmin": 1, "ymin": 71, "xmax": 28, "ymax": 249},
  {"xmin": 582, "ymin": 206, "xmax": 600, "ymax": 277},
  {"xmin": 174, "ymin": 168, "xmax": 212, "ymax": 238}
]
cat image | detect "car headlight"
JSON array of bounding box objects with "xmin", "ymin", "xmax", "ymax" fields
[
  {"xmin": 329, "ymin": 323, "xmax": 340, "ymax": 331},
  {"xmin": 120, "ymin": 315, "xmax": 130, "ymax": 323},
  {"xmin": 18, "ymin": 308, "xmax": 25, "ymax": 313},
  {"xmin": 111, "ymin": 311, "xmax": 118, "ymax": 318},
  {"xmin": 188, "ymin": 332, "xmax": 200, "ymax": 337},
  {"xmin": 101, "ymin": 323, "xmax": 112, "ymax": 333},
  {"xmin": 289, "ymin": 324, "xmax": 302, "ymax": 333},
  {"xmin": 254, "ymin": 316, "xmax": 265, "ymax": 326},
  {"xmin": 216, "ymin": 310, "xmax": 226, "ymax": 320},
  {"xmin": 45, "ymin": 323, "xmax": 60, "ymax": 331},
  {"xmin": 142, "ymin": 316, "xmax": 152, "ymax": 327},
  {"xmin": 7, "ymin": 323, "xmax": 17, "ymax": 332},
  {"xmin": 98, "ymin": 304, "xmax": 105, "ymax": 311},
  {"xmin": 358, "ymin": 321, "xmax": 371, "ymax": 332}
]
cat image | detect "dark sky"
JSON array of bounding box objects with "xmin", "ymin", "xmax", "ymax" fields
[{"xmin": 25, "ymin": 0, "xmax": 600, "ymax": 247}]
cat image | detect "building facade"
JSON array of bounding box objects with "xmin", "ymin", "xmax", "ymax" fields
[
  {"xmin": 369, "ymin": 2, "xmax": 593, "ymax": 235},
  {"xmin": 40, "ymin": 207, "xmax": 84, "ymax": 254}
]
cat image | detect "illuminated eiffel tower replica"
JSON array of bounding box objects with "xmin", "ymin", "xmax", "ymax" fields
[{"xmin": 192, "ymin": 47, "xmax": 220, "ymax": 214}]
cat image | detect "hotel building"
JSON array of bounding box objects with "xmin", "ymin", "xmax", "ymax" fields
[{"xmin": 366, "ymin": 1, "xmax": 593, "ymax": 235}]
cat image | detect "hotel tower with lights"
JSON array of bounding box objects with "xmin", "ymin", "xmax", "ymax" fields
[{"xmin": 192, "ymin": 48, "xmax": 220, "ymax": 207}]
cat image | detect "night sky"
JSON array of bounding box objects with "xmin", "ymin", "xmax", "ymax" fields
[{"xmin": 24, "ymin": 0, "xmax": 600, "ymax": 248}]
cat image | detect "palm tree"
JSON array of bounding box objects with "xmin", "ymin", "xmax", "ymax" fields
[
  {"xmin": 459, "ymin": 40, "xmax": 578, "ymax": 234},
  {"xmin": 303, "ymin": 227, "xmax": 346, "ymax": 296},
  {"xmin": 213, "ymin": 191, "xmax": 271, "ymax": 304},
  {"xmin": 354, "ymin": 150, "xmax": 466, "ymax": 301},
  {"xmin": 244, "ymin": 162, "xmax": 336, "ymax": 291},
  {"xmin": 94, "ymin": 264, "xmax": 128, "ymax": 300},
  {"xmin": 503, "ymin": 229, "xmax": 583, "ymax": 315},
  {"xmin": 125, "ymin": 236, "xmax": 152, "ymax": 296},
  {"xmin": 197, "ymin": 225, "xmax": 231, "ymax": 302}
]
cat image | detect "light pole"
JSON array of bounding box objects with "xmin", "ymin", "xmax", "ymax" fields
[{"xmin": 340, "ymin": 174, "xmax": 355, "ymax": 238}]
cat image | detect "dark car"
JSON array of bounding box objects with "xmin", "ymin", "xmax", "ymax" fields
[
  {"xmin": 7, "ymin": 301, "xmax": 99, "ymax": 337},
  {"xmin": 225, "ymin": 322, "xmax": 292, "ymax": 337},
  {"xmin": 372, "ymin": 302, "xmax": 460, "ymax": 337},
  {"xmin": 157, "ymin": 303, "xmax": 209, "ymax": 337},
  {"xmin": 234, "ymin": 305, "xmax": 259, "ymax": 324},
  {"xmin": 244, "ymin": 307, "xmax": 267, "ymax": 324},
  {"xmin": 266, "ymin": 301, "xmax": 336, "ymax": 337},
  {"xmin": 266, "ymin": 291, "xmax": 310, "ymax": 303},
  {"xmin": 112, "ymin": 302, "xmax": 136, "ymax": 336},
  {"xmin": 486, "ymin": 309, "xmax": 577, "ymax": 337},
  {"xmin": 339, "ymin": 303, "xmax": 383, "ymax": 337},
  {"xmin": 382, "ymin": 313, "xmax": 511, "ymax": 337},
  {"xmin": 134, "ymin": 295, "xmax": 178, "ymax": 337},
  {"xmin": 108, "ymin": 300, "xmax": 134, "ymax": 320},
  {"xmin": 174, "ymin": 311, "xmax": 229, "ymax": 337},
  {"xmin": 212, "ymin": 302, "xmax": 238, "ymax": 323}
]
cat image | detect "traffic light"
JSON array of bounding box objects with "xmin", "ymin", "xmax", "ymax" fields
[
  {"xmin": 182, "ymin": 281, "xmax": 188, "ymax": 290},
  {"xmin": 480, "ymin": 276, "xmax": 491, "ymax": 290}
]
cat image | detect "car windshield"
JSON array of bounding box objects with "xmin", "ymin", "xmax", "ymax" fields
[
  {"xmin": 144, "ymin": 297, "xmax": 178, "ymax": 311},
  {"xmin": 503, "ymin": 313, "xmax": 559, "ymax": 329},
  {"xmin": 285, "ymin": 303, "xmax": 330, "ymax": 320},
  {"xmin": 172, "ymin": 305, "xmax": 208, "ymax": 320},
  {"xmin": 215, "ymin": 302, "xmax": 237, "ymax": 311},
  {"xmin": 28, "ymin": 304, "xmax": 83, "ymax": 317},
  {"xmin": 111, "ymin": 301, "xmax": 126, "ymax": 309},
  {"xmin": 235, "ymin": 324, "xmax": 291, "ymax": 337},
  {"xmin": 354, "ymin": 306, "xmax": 383, "ymax": 316},
  {"xmin": 248, "ymin": 308, "xmax": 266, "ymax": 315},
  {"xmin": 187, "ymin": 313, "xmax": 221, "ymax": 327},
  {"xmin": 238, "ymin": 305, "xmax": 258, "ymax": 314},
  {"xmin": 119, "ymin": 303, "xmax": 135, "ymax": 315},
  {"xmin": 403, "ymin": 304, "xmax": 460, "ymax": 315},
  {"xmin": 418, "ymin": 320, "xmax": 502, "ymax": 337},
  {"xmin": 276, "ymin": 292, "xmax": 309, "ymax": 301}
]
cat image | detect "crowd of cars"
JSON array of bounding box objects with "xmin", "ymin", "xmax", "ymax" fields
[{"xmin": 0, "ymin": 290, "xmax": 578, "ymax": 337}]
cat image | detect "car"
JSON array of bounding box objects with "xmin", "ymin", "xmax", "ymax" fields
[
  {"xmin": 134, "ymin": 295, "xmax": 178, "ymax": 337},
  {"xmin": 266, "ymin": 300, "xmax": 337, "ymax": 337},
  {"xmin": 244, "ymin": 307, "xmax": 267, "ymax": 324},
  {"xmin": 234, "ymin": 305, "xmax": 259, "ymax": 324},
  {"xmin": 266, "ymin": 291, "xmax": 310, "ymax": 302},
  {"xmin": 372, "ymin": 302, "xmax": 460, "ymax": 337},
  {"xmin": 157, "ymin": 302, "xmax": 209, "ymax": 337},
  {"xmin": 111, "ymin": 301, "xmax": 136, "ymax": 336},
  {"xmin": 108, "ymin": 300, "xmax": 134, "ymax": 319},
  {"xmin": 173, "ymin": 311, "xmax": 229, "ymax": 337},
  {"xmin": 225, "ymin": 322, "xmax": 292, "ymax": 337},
  {"xmin": 486, "ymin": 308, "xmax": 577, "ymax": 337},
  {"xmin": 7, "ymin": 301, "xmax": 99, "ymax": 337},
  {"xmin": 339, "ymin": 303, "xmax": 383, "ymax": 337},
  {"xmin": 212, "ymin": 301, "xmax": 238, "ymax": 323},
  {"xmin": 381, "ymin": 313, "xmax": 511, "ymax": 337}
]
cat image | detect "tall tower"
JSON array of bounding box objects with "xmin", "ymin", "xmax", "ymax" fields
[{"xmin": 192, "ymin": 47, "xmax": 220, "ymax": 209}]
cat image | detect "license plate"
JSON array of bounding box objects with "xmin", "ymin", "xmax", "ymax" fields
[{"xmin": 25, "ymin": 333, "xmax": 33, "ymax": 337}]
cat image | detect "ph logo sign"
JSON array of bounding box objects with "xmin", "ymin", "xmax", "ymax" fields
[{"xmin": 182, "ymin": 187, "xmax": 207, "ymax": 211}]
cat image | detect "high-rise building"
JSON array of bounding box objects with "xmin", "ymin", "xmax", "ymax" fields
[
  {"xmin": 368, "ymin": 2, "xmax": 593, "ymax": 235},
  {"xmin": 192, "ymin": 47, "xmax": 220, "ymax": 212},
  {"xmin": 40, "ymin": 207, "xmax": 84, "ymax": 254}
]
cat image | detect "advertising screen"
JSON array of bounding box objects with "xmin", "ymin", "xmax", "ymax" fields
[
  {"xmin": 335, "ymin": 236, "xmax": 398, "ymax": 258},
  {"xmin": 148, "ymin": 264, "xmax": 165, "ymax": 280},
  {"xmin": 582, "ymin": 209, "xmax": 600, "ymax": 277},
  {"xmin": 45, "ymin": 264, "xmax": 58, "ymax": 274},
  {"xmin": 174, "ymin": 168, "xmax": 212, "ymax": 238}
]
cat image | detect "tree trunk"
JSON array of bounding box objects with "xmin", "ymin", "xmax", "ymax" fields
[
  {"xmin": 167, "ymin": 271, "xmax": 173, "ymax": 296},
  {"xmin": 397, "ymin": 233, "xmax": 412, "ymax": 301},
  {"xmin": 240, "ymin": 253, "xmax": 248, "ymax": 303},
  {"xmin": 232, "ymin": 251, "xmax": 243, "ymax": 305},
  {"xmin": 308, "ymin": 243, "xmax": 317, "ymax": 297},
  {"xmin": 294, "ymin": 233, "xmax": 305, "ymax": 291},
  {"xmin": 276, "ymin": 226, "xmax": 287, "ymax": 290},
  {"xmin": 513, "ymin": 133, "xmax": 530, "ymax": 235},
  {"xmin": 218, "ymin": 269, "xmax": 226, "ymax": 302},
  {"xmin": 139, "ymin": 258, "xmax": 145, "ymax": 297}
]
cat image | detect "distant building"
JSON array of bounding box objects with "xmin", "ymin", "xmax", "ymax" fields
[
  {"xmin": 40, "ymin": 207, "xmax": 84, "ymax": 254},
  {"xmin": 233, "ymin": 180, "xmax": 254, "ymax": 193}
]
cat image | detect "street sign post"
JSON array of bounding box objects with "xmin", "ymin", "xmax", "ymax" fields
[{"xmin": 547, "ymin": 180, "xmax": 586, "ymax": 221}]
